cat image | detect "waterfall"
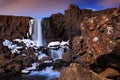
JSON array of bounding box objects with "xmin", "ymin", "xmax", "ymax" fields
[
  {"xmin": 49, "ymin": 48, "xmax": 64, "ymax": 61},
  {"xmin": 32, "ymin": 18, "xmax": 43, "ymax": 47}
]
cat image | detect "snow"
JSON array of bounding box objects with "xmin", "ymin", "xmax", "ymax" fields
[
  {"xmin": 3, "ymin": 39, "xmax": 12, "ymax": 46},
  {"xmin": 14, "ymin": 39, "xmax": 22, "ymax": 43},
  {"xmin": 48, "ymin": 41, "xmax": 70, "ymax": 49},
  {"xmin": 3, "ymin": 39, "xmax": 21, "ymax": 54},
  {"xmin": 60, "ymin": 40, "xmax": 69, "ymax": 46},
  {"xmin": 60, "ymin": 40, "xmax": 69, "ymax": 49},
  {"xmin": 93, "ymin": 37, "xmax": 99, "ymax": 42},
  {"xmin": 48, "ymin": 41, "xmax": 60, "ymax": 48},
  {"xmin": 14, "ymin": 39, "xmax": 37, "ymax": 48},
  {"xmin": 21, "ymin": 69, "xmax": 30, "ymax": 74},
  {"xmin": 3, "ymin": 39, "xmax": 38, "ymax": 54}
]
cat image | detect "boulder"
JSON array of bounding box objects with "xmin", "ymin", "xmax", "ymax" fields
[{"xmin": 60, "ymin": 63, "xmax": 110, "ymax": 80}]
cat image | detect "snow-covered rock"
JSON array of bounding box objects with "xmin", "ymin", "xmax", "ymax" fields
[
  {"xmin": 21, "ymin": 69, "xmax": 30, "ymax": 74},
  {"xmin": 3, "ymin": 39, "xmax": 12, "ymax": 47},
  {"xmin": 60, "ymin": 40, "xmax": 69, "ymax": 48},
  {"xmin": 48, "ymin": 41, "xmax": 60, "ymax": 48}
]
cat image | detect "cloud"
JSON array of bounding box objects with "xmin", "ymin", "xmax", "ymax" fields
[
  {"xmin": 0, "ymin": 0, "xmax": 78, "ymax": 18},
  {"xmin": 98, "ymin": 0, "xmax": 120, "ymax": 8}
]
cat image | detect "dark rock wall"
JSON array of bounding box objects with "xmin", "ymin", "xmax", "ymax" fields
[
  {"xmin": 42, "ymin": 4, "xmax": 93, "ymax": 44},
  {"xmin": 42, "ymin": 4, "xmax": 120, "ymax": 80},
  {"xmin": 0, "ymin": 15, "xmax": 31, "ymax": 41}
]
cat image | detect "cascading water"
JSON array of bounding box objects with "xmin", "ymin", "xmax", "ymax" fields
[
  {"xmin": 49, "ymin": 48, "xmax": 64, "ymax": 61},
  {"xmin": 31, "ymin": 18, "xmax": 43, "ymax": 47}
]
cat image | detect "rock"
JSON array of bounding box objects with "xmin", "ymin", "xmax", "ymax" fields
[
  {"xmin": 99, "ymin": 68, "xmax": 120, "ymax": 79},
  {"xmin": 72, "ymin": 36, "xmax": 87, "ymax": 55},
  {"xmin": 23, "ymin": 56, "xmax": 34, "ymax": 67},
  {"xmin": 59, "ymin": 5, "xmax": 120, "ymax": 80},
  {"xmin": 0, "ymin": 15, "xmax": 32, "ymax": 40},
  {"xmin": 0, "ymin": 55, "xmax": 7, "ymax": 65},
  {"xmin": 62, "ymin": 51, "xmax": 72, "ymax": 63},
  {"xmin": 60, "ymin": 63, "xmax": 110, "ymax": 80},
  {"xmin": 64, "ymin": 4, "xmax": 92, "ymax": 40},
  {"xmin": 39, "ymin": 56, "xmax": 52, "ymax": 64},
  {"xmin": 41, "ymin": 13, "xmax": 66, "ymax": 45}
]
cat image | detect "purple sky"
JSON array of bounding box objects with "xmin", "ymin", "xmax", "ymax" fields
[{"xmin": 0, "ymin": 0, "xmax": 119, "ymax": 18}]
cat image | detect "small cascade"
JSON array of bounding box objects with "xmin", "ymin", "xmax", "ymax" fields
[
  {"xmin": 31, "ymin": 18, "xmax": 43, "ymax": 47},
  {"xmin": 49, "ymin": 48, "xmax": 64, "ymax": 61}
]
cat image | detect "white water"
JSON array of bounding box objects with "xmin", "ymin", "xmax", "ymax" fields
[
  {"xmin": 28, "ymin": 66, "xmax": 60, "ymax": 80},
  {"xmin": 49, "ymin": 48, "xmax": 64, "ymax": 61},
  {"xmin": 32, "ymin": 18, "xmax": 43, "ymax": 47}
]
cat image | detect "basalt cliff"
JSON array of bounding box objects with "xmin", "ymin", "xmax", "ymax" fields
[{"xmin": 42, "ymin": 4, "xmax": 120, "ymax": 80}]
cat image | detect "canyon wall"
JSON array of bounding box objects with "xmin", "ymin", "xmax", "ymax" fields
[
  {"xmin": 42, "ymin": 4, "xmax": 120, "ymax": 80},
  {"xmin": 0, "ymin": 15, "xmax": 32, "ymax": 41}
]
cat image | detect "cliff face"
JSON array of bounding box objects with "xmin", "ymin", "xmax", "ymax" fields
[
  {"xmin": 42, "ymin": 4, "xmax": 93, "ymax": 44},
  {"xmin": 64, "ymin": 4, "xmax": 92, "ymax": 40},
  {"xmin": 42, "ymin": 5, "xmax": 120, "ymax": 80},
  {"xmin": 0, "ymin": 15, "xmax": 35, "ymax": 76},
  {"xmin": 0, "ymin": 15, "xmax": 31, "ymax": 41},
  {"xmin": 61, "ymin": 5, "xmax": 120, "ymax": 80}
]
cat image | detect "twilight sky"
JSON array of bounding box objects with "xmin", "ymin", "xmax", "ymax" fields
[{"xmin": 0, "ymin": 0, "xmax": 119, "ymax": 18}]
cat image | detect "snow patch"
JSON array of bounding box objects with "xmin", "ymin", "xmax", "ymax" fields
[{"xmin": 48, "ymin": 41, "xmax": 60, "ymax": 48}]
